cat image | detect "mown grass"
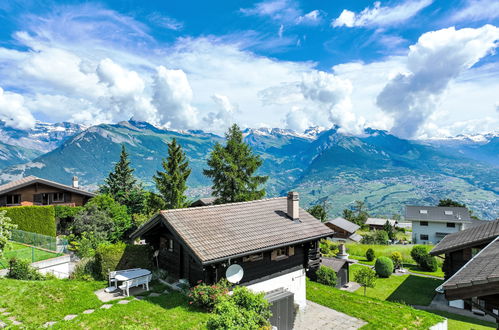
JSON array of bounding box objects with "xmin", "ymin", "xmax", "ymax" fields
[
  {"xmin": 54, "ymin": 291, "xmax": 209, "ymax": 329},
  {"xmin": 0, "ymin": 242, "xmax": 62, "ymax": 269},
  {"xmin": 427, "ymin": 310, "xmax": 497, "ymax": 330},
  {"xmin": 349, "ymin": 264, "xmax": 442, "ymax": 306},
  {"xmin": 349, "ymin": 255, "xmax": 445, "ymax": 278},
  {"xmin": 0, "ymin": 278, "xmax": 209, "ymax": 329},
  {"xmin": 307, "ymin": 279, "xmax": 445, "ymax": 329}
]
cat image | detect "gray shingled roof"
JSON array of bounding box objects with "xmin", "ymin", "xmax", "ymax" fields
[
  {"xmin": 349, "ymin": 233, "xmax": 362, "ymax": 242},
  {"xmin": 405, "ymin": 206, "xmax": 471, "ymax": 223},
  {"xmin": 131, "ymin": 197, "xmax": 334, "ymax": 264},
  {"xmin": 443, "ymin": 236, "xmax": 499, "ymax": 290},
  {"xmin": 365, "ymin": 218, "xmax": 396, "ymax": 226},
  {"xmin": 322, "ymin": 257, "xmax": 348, "ymax": 272},
  {"xmin": 0, "ymin": 176, "xmax": 95, "ymax": 197},
  {"xmin": 327, "ymin": 217, "xmax": 360, "ymax": 234},
  {"xmin": 431, "ymin": 220, "xmax": 499, "ymax": 255}
]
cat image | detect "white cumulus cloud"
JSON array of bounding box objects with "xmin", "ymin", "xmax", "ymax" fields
[
  {"xmin": 376, "ymin": 25, "xmax": 499, "ymax": 138},
  {"xmin": 0, "ymin": 88, "xmax": 36, "ymax": 129}
]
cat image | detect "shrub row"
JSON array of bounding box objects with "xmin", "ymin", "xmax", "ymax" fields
[{"xmin": 0, "ymin": 206, "xmax": 56, "ymax": 237}]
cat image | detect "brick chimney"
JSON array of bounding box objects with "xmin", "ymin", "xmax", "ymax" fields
[
  {"xmin": 287, "ymin": 191, "xmax": 300, "ymax": 222},
  {"xmin": 72, "ymin": 176, "xmax": 79, "ymax": 189}
]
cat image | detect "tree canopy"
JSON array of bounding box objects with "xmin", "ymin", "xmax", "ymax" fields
[
  {"xmin": 203, "ymin": 124, "xmax": 268, "ymax": 203},
  {"xmin": 438, "ymin": 199, "xmax": 466, "ymax": 208},
  {"xmin": 154, "ymin": 138, "xmax": 191, "ymax": 209},
  {"xmin": 308, "ymin": 204, "xmax": 328, "ymax": 222}
]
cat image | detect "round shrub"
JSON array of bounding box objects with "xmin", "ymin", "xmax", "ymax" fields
[
  {"xmin": 374, "ymin": 256, "xmax": 394, "ymax": 278},
  {"xmin": 410, "ymin": 245, "xmax": 428, "ymax": 264},
  {"xmin": 7, "ymin": 258, "xmax": 45, "ymax": 280},
  {"xmin": 188, "ymin": 279, "xmax": 230, "ymax": 310},
  {"xmin": 366, "ymin": 248, "xmax": 375, "ymax": 262},
  {"xmin": 420, "ymin": 254, "xmax": 438, "ymax": 272},
  {"xmin": 316, "ymin": 265, "xmax": 338, "ymax": 287}
]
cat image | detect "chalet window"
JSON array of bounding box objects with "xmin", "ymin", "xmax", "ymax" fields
[
  {"xmin": 53, "ymin": 192, "xmax": 65, "ymax": 202},
  {"xmin": 420, "ymin": 234, "xmax": 429, "ymax": 241},
  {"xmin": 6, "ymin": 194, "xmax": 21, "ymax": 205},
  {"xmin": 168, "ymin": 239, "xmax": 174, "ymax": 252},
  {"xmin": 446, "ymin": 222, "xmax": 455, "ymax": 228},
  {"xmin": 419, "ymin": 209, "xmax": 428, "ymax": 214},
  {"xmin": 420, "ymin": 221, "xmax": 428, "ymax": 226},
  {"xmin": 444, "ymin": 210, "xmax": 453, "ymax": 216},
  {"xmin": 243, "ymin": 253, "xmax": 264, "ymax": 262},
  {"xmin": 271, "ymin": 246, "xmax": 295, "ymax": 261}
]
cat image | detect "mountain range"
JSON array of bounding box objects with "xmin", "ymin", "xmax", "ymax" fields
[{"xmin": 0, "ymin": 120, "xmax": 497, "ymax": 220}]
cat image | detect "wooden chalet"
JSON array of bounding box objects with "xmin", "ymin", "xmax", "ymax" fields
[
  {"xmin": 130, "ymin": 192, "xmax": 334, "ymax": 313},
  {"xmin": 325, "ymin": 217, "xmax": 361, "ymax": 243},
  {"xmin": 431, "ymin": 220, "xmax": 499, "ymax": 323},
  {"xmin": 0, "ymin": 176, "xmax": 95, "ymax": 207}
]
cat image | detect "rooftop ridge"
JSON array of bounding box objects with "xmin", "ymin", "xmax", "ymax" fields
[{"xmin": 161, "ymin": 196, "xmax": 287, "ymax": 214}]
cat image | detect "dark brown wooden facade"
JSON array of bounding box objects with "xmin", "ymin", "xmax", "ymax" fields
[
  {"xmin": 325, "ymin": 223, "xmax": 350, "ymax": 240},
  {"xmin": 0, "ymin": 182, "xmax": 93, "ymax": 207},
  {"xmin": 141, "ymin": 221, "xmax": 321, "ymax": 286}
]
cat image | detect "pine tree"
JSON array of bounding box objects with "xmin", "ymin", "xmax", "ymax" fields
[
  {"xmin": 204, "ymin": 124, "xmax": 268, "ymax": 203},
  {"xmin": 100, "ymin": 144, "xmax": 145, "ymax": 214},
  {"xmin": 154, "ymin": 138, "xmax": 191, "ymax": 209}
]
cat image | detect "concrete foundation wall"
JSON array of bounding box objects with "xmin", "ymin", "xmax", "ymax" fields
[{"xmin": 246, "ymin": 268, "xmax": 306, "ymax": 310}]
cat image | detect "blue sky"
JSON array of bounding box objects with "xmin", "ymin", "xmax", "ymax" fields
[{"xmin": 0, "ymin": 0, "xmax": 498, "ymax": 138}]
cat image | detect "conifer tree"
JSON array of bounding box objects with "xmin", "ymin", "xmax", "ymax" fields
[
  {"xmin": 204, "ymin": 124, "xmax": 268, "ymax": 203},
  {"xmin": 154, "ymin": 138, "xmax": 191, "ymax": 209},
  {"xmin": 101, "ymin": 144, "xmax": 145, "ymax": 214}
]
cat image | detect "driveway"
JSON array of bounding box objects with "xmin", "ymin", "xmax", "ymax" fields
[{"xmin": 293, "ymin": 300, "xmax": 367, "ymax": 330}]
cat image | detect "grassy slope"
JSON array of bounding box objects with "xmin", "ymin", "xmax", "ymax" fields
[
  {"xmin": 0, "ymin": 242, "xmax": 62, "ymax": 269},
  {"xmin": 428, "ymin": 310, "xmax": 496, "ymax": 330},
  {"xmin": 307, "ymin": 280, "xmax": 444, "ymax": 329},
  {"xmin": 349, "ymin": 264, "xmax": 442, "ymax": 306},
  {"xmin": 0, "ymin": 279, "xmax": 209, "ymax": 329},
  {"xmin": 54, "ymin": 292, "xmax": 209, "ymax": 329}
]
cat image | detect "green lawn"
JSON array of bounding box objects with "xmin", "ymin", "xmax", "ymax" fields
[
  {"xmin": 0, "ymin": 278, "xmax": 209, "ymax": 329},
  {"xmin": 349, "ymin": 264, "xmax": 442, "ymax": 306},
  {"xmin": 428, "ymin": 310, "xmax": 496, "ymax": 330},
  {"xmin": 307, "ymin": 279, "xmax": 445, "ymax": 329},
  {"xmin": 0, "ymin": 242, "xmax": 62, "ymax": 269},
  {"xmin": 349, "ymin": 255, "xmax": 445, "ymax": 278}
]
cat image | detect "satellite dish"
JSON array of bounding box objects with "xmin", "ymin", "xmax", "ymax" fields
[{"xmin": 226, "ymin": 264, "xmax": 244, "ymax": 283}]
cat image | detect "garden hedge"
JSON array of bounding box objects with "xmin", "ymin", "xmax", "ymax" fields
[
  {"xmin": 94, "ymin": 242, "xmax": 153, "ymax": 280},
  {"xmin": 0, "ymin": 206, "xmax": 56, "ymax": 237}
]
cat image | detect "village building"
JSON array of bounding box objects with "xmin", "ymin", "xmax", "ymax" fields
[
  {"xmin": 325, "ymin": 217, "xmax": 362, "ymax": 243},
  {"xmin": 405, "ymin": 206, "xmax": 476, "ymax": 244},
  {"xmin": 130, "ymin": 192, "xmax": 334, "ymax": 315},
  {"xmin": 430, "ymin": 220, "xmax": 499, "ymax": 323},
  {"xmin": 0, "ymin": 175, "xmax": 95, "ymax": 207}
]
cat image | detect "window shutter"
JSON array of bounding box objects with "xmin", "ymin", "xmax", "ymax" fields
[
  {"xmin": 271, "ymin": 249, "xmax": 277, "ymax": 261},
  {"xmin": 288, "ymin": 246, "xmax": 295, "ymax": 256}
]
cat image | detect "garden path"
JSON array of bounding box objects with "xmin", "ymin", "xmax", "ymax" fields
[{"xmin": 293, "ymin": 300, "xmax": 367, "ymax": 330}]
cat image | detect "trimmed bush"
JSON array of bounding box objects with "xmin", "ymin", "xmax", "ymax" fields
[
  {"xmin": 7, "ymin": 258, "xmax": 45, "ymax": 280},
  {"xmin": 93, "ymin": 242, "xmax": 153, "ymax": 280},
  {"xmin": 375, "ymin": 256, "xmax": 394, "ymax": 278},
  {"xmin": 0, "ymin": 206, "xmax": 56, "ymax": 237},
  {"xmin": 390, "ymin": 251, "xmax": 403, "ymax": 269},
  {"xmin": 316, "ymin": 265, "xmax": 338, "ymax": 287},
  {"xmin": 319, "ymin": 239, "xmax": 339, "ymax": 257},
  {"xmin": 420, "ymin": 254, "xmax": 438, "ymax": 272},
  {"xmin": 366, "ymin": 248, "xmax": 375, "ymax": 262},
  {"xmin": 189, "ymin": 279, "xmax": 230, "ymax": 310},
  {"xmin": 410, "ymin": 245, "xmax": 429, "ymax": 264}
]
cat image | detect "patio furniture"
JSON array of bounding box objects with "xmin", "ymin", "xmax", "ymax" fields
[
  {"xmin": 107, "ymin": 268, "xmax": 141, "ymax": 291},
  {"xmin": 114, "ymin": 268, "xmax": 152, "ymax": 297}
]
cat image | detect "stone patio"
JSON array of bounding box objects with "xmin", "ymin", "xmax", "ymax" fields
[
  {"xmin": 293, "ymin": 300, "xmax": 367, "ymax": 330},
  {"xmin": 94, "ymin": 286, "xmax": 148, "ymax": 302}
]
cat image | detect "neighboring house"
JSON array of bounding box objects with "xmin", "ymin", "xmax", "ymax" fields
[
  {"xmin": 325, "ymin": 217, "xmax": 361, "ymax": 243},
  {"xmin": 130, "ymin": 192, "xmax": 334, "ymax": 311},
  {"xmin": 190, "ymin": 197, "xmax": 216, "ymax": 207},
  {"xmin": 430, "ymin": 220, "xmax": 499, "ymax": 322},
  {"xmin": 405, "ymin": 206, "xmax": 473, "ymax": 244},
  {"xmin": 365, "ymin": 217, "xmax": 397, "ymax": 231},
  {"xmin": 0, "ymin": 176, "xmax": 95, "ymax": 207}
]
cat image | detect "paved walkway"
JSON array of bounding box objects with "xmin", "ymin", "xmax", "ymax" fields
[
  {"xmin": 293, "ymin": 301, "xmax": 367, "ymax": 330},
  {"xmin": 340, "ymin": 282, "xmax": 360, "ymax": 293}
]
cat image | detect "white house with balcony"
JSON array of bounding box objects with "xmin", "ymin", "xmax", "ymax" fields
[{"xmin": 405, "ymin": 206, "xmax": 476, "ymax": 244}]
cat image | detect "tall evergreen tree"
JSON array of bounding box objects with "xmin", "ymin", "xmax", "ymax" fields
[
  {"xmin": 100, "ymin": 144, "xmax": 145, "ymax": 214},
  {"xmin": 154, "ymin": 138, "xmax": 191, "ymax": 209},
  {"xmin": 204, "ymin": 124, "xmax": 268, "ymax": 203}
]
